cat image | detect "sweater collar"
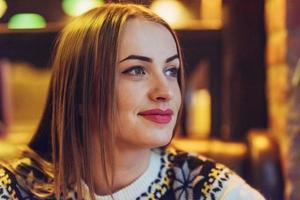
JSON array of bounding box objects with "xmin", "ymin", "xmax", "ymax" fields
[{"xmin": 82, "ymin": 151, "xmax": 161, "ymax": 200}]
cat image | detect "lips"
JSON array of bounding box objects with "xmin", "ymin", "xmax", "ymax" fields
[{"xmin": 138, "ymin": 109, "xmax": 174, "ymax": 124}]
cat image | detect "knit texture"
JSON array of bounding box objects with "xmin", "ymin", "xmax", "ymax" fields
[{"xmin": 0, "ymin": 148, "xmax": 264, "ymax": 200}]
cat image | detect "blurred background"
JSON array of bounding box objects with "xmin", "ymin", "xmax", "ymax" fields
[{"xmin": 0, "ymin": 0, "xmax": 298, "ymax": 199}]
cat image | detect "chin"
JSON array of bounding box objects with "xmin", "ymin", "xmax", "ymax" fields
[{"xmin": 146, "ymin": 130, "xmax": 173, "ymax": 148}]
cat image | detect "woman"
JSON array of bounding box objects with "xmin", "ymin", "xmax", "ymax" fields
[{"xmin": 0, "ymin": 3, "xmax": 265, "ymax": 200}]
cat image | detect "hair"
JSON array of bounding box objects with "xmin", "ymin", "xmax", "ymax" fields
[{"xmin": 29, "ymin": 3, "xmax": 184, "ymax": 200}]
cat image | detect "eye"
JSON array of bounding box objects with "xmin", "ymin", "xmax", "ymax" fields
[
  {"xmin": 122, "ymin": 66, "xmax": 146, "ymax": 76},
  {"xmin": 165, "ymin": 67, "xmax": 179, "ymax": 78}
]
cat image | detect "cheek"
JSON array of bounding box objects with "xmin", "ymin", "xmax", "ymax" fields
[{"xmin": 117, "ymin": 81, "xmax": 144, "ymax": 114}]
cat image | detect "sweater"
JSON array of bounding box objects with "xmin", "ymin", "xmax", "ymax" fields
[{"xmin": 0, "ymin": 147, "xmax": 265, "ymax": 200}]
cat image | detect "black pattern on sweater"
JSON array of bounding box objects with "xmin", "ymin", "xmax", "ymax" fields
[{"xmin": 0, "ymin": 148, "xmax": 233, "ymax": 200}]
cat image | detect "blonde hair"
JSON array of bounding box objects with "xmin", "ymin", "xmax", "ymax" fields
[{"xmin": 30, "ymin": 3, "xmax": 184, "ymax": 200}]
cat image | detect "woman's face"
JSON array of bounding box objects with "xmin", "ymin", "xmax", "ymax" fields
[{"xmin": 116, "ymin": 18, "xmax": 181, "ymax": 150}]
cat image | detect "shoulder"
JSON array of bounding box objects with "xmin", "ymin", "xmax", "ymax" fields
[
  {"xmin": 0, "ymin": 165, "xmax": 22, "ymax": 199},
  {"xmin": 161, "ymin": 148, "xmax": 265, "ymax": 200},
  {"xmin": 0, "ymin": 149, "xmax": 77, "ymax": 200},
  {"xmin": 0, "ymin": 148, "xmax": 56, "ymax": 200}
]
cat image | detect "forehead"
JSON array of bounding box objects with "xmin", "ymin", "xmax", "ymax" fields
[{"xmin": 118, "ymin": 18, "xmax": 178, "ymax": 59}]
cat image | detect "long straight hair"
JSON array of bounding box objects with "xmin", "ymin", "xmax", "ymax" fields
[{"xmin": 29, "ymin": 3, "xmax": 185, "ymax": 200}]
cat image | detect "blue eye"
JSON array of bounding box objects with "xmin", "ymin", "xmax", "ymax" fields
[
  {"xmin": 165, "ymin": 67, "xmax": 179, "ymax": 78},
  {"xmin": 122, "ymin": 66, "xmax": 146, "ymax": 76}
]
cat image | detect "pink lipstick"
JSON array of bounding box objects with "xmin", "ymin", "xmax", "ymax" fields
[{"xmin": 138, "ymin": 109, "xmax": 173, "ymax": 124}]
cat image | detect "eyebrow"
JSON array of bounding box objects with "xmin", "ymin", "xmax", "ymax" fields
[
  {"xmin": 166, "ymin": 54, "xmax": 179, "ymax": 63},
  {"xmin": 119, "ymin": 54, "xmax": 179, "ymax": 63}
]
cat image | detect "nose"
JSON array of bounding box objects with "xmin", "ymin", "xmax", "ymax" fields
[{"xmin": 148, "ymin": 74, "xmax": 173, "ymax": 102}]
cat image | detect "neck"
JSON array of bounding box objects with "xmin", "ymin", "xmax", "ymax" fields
[{"xmin": 92, "ymin": 146, "xmax": 151, "ymax": 195}]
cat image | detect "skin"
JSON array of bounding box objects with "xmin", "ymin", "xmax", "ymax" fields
[{"xmin": 93, "ymin": 17, "xmax": 181, "ymax": 195}]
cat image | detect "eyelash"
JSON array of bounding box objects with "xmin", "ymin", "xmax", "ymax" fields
[
  {"xmin": 122, "ymin": 66, "xmax": 146, "ymax": 76},
  {"xmin": 121, "ymin": 66, "xmax": 179, "ymax": 78}
]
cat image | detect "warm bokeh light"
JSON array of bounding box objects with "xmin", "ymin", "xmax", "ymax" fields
[
  {"xmin": 8, "ymin": 13, "xmax": 46, "ymax": 29},
  {"xmin": 62, "ymin": 0, "xmax": 104, "ymax": 17},
  {"xmin": 0, "ymin": 63, "xmax": 51, "ymax": 160},
  {"xmin": 188, "ymin": 89, "xmax": 211, "ymax": 138},
  {"xmin": 0, "ymin": 0, "xmax": 7, "ymax": 18},
  {"xmin": 251, "ymin": 134, "xmax": 271, "ymax": 150},
  {"xmin": 171, "ymin": 139, "xmax": 247, "ymax": 157},
  {"xmin": 247, "ymin": 130, "xmax": 273, "ymax": 160},
  {"xmin": 150, "ymin": 0, "xmax": 191, "ymax": 28},
  {"xmin": 201, "ymin": 0, "xmax": 222, "ymax": 28}
]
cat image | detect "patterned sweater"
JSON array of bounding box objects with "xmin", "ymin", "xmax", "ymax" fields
[{"xmin": 0, "ymin": 148, "xmax": 265, "ymax": 200}]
